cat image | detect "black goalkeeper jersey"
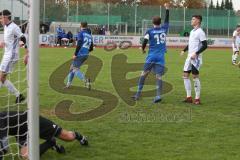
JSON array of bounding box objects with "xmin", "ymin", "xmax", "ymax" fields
[{"xmin": 0, "ymin": 111, "xmax": 62, "ymax": 145}]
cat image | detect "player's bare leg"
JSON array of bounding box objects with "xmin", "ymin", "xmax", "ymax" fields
[
  {"xmin": 58, "ymin": 129, "xmax": 88, "ymax": 146},
  {"xmin": 183, "ymin": 72, "xmax": 193, "ymax": 103},
  {"xmin": 132, "ymin": 70, "xmax": 150, "ymax": 101},
  {"xmin": 192, "ymin": 74, "xmax": 201, "ymax": 105},
  {"xmin": 153, "ymin": 74, "xmax": 162, "ymax": 103}
]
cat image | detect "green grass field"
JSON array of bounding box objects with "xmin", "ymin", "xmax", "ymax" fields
[{"xmin": 1, "ymin": 47, "xmax": 240, "ymax": 160}]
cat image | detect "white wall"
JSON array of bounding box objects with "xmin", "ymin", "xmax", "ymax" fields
[{"xmin": 0, "ymin": 0, "xmax": 28, "ymax": 20}]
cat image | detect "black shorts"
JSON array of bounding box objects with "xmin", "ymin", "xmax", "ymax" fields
[
  {"xmin": 17, "ymin": 116, "xmax": 62, "ymax": 147},
  {"xmin": 0, "ymin": 112, "xmax": 29, "ymax": 147},
  {"xmin": 184, "ymin": 65, "xmax": 199, "ymax": 75},
  {"xmin": 0, "ymin": 112, "xmax": 62, "ymax": 147},
  {"xmin": 39, "ymin": 116, "xmax": 62, "ymax": 140}
]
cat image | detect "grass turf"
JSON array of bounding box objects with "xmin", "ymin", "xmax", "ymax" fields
[{"xmin": 0, "ymin": 47, "xmax": 240, "ymax": 160}]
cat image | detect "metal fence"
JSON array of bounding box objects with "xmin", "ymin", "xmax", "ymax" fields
[{"xmin": 1, "ymin": 0, "xmax": 240, "ymax": 37}]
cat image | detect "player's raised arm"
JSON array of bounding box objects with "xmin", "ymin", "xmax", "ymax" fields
[{"xmin": 164, "ymin": 3, "xmax": 170, "ymax": 25}]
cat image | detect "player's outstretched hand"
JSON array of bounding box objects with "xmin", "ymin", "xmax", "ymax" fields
[{"xmin": 164, "ymin": 3, "xmax": 170, "ymax": 10}]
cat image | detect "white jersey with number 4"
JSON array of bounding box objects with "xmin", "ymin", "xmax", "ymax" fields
[
  {"xmin": 183, "ymin": 27, "xmax": 207, "ymax": 71},
  {"xmin": 0, "ymin": 22, "xmax": 23, "ymax": 73},
  {"xmin": 232, "ymin": 30, "xmax": 240, "ymax": 52}
]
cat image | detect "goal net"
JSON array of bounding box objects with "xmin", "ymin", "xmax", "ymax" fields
[
  {"xmin": 50, "ymin": 22, "xmax": 99, "ymax": 34},
  {"xmin": 0, "ymin": 0, "xmax": 39, "ymax": 159},
  {"xmin": 141, "ymin": 19, "xmax": 191, "ymax": 35},
  {"xmin": 115, "ymin": 22, "xmax": 128, "ymax": 35}
]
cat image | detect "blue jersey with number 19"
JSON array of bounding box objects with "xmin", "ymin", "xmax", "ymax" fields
[
  {"xmin": 144, "ymin": 23, "xmax": 169, "ymax": 65},
  {"xmin": 77, "ymin": 29, "xmax": 93, "ymax": 56}
]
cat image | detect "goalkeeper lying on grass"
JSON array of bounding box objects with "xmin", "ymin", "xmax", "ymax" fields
[{"xmin": 0, "ymin": 111, "xmax": 88, "ymax": 159}]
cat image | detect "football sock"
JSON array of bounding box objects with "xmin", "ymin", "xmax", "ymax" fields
[
  {"xmin": 74, "ymin": 132, "xmax": 83, "ymax": 141},
  {"xmin": 136, "ymin": 75, "xmax": 146, "ymax": 96},
  {"xmin": 184, "ymin": 78, "xmax": 192, "ymax": 98},
  {"xmin": 156, "ymin": 79, "xmax": 162, "ymax": 98},
  {"xmin": 232, "ymin": 52, "xmax": 238, "ymax": 63},
  {"xmin": 193, "ymin": 78, "xmax": 201, "ymax": 99},
  {"xmin": 3, "ymin": 80, "xmax": 20, "ymax": 97},
  {"xmin": 40, "ymin": 139, "xmax": 56, "ymax": 156},
  {"xmin": 75, "ymin": 70, "xmax": 85, "ymax": 81},
  {"xmin": 67, "ymin": 71, "xmax": 75, "ymax": 86}
]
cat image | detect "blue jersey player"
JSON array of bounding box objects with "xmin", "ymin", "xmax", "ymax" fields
[
  {"xmin": 65, "ymin": 22, "xmax": 93, "ymax": 89},
  {"xmin": 132, "ymin": 3, "xmax": 170, "ymax": 103}
]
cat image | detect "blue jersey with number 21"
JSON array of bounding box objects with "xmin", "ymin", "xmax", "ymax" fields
[
  {"xmin": 77, "ymin": 29, "xmax": 93, "ymax": 56},
  {"xmin": 145, "ymin": 23, "xmax": 169, "ymax": 66}
]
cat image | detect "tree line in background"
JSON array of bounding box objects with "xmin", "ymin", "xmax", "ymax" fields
[
  {"xmin": 41, "ymin": 0, "xmax": 237, "ymax": 22},
  {"xmin": 209, "ymin": 0, "xmax": 233, "ymax": 10},
  {"xmin": 76, "ymin": 0, "xmax": 208, "ymax": 8}
]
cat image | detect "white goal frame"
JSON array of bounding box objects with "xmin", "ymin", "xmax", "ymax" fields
[
  {"xmin": 28, "ymin": 0, "xmax": 40, "ymax": 160},
  {"xmin": 116, "ymin": 22, "xmax": 128, "ymax": 35}
]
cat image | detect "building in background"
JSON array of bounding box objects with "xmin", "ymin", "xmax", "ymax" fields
[{"xmin": 0, "ymin": 0, "xmax": 28, "ymax": 21}]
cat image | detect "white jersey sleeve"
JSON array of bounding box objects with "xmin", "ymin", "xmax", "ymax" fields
[
  {"xmin": 13, "ymin": 25, "xmax": 24, "ymax": 38},
  {"xmin": 233, "ymin": 31, "xmax": 237, "ymax": 37},
  {"xmin": 199, "ymin": 29, "xmax": 207, "ymax": 42},
  {"xmin": 144, "ymin": 33, "xmax": 150, "ymax": 40}
]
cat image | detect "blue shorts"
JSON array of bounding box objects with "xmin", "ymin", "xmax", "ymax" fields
[
  {"xmin": 143, "ymin": 56, "xmax": 165, "ymax": 75},
  {"xmin": 72, "ymin": 55, "xmax": 88, "ymax": 69}
]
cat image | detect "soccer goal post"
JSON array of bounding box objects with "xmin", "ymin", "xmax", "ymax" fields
[
  {"xmin": 116, "ymin": 22, "xmax": 128, "ymax": 35},
  {"xmin": 28, "ymin": 0, "xmax": 40, "ymax": 159}
]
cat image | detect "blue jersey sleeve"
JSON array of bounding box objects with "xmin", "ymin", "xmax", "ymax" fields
[
  {"xmin": 75, "ymin": 32, "xmax": 83, "ymax": 56},
  {"xmin": 78, "ymin": 32, "xmax": 84, "ymax": 47},
  {"xmin": 163, "ymin": 10, "xmax": 170, "ymax": 31},
  {"xmin": 77, "ymin": 32, "xmax": 81, "ymax": 41}
]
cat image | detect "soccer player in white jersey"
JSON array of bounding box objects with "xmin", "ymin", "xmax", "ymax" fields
[
  {"xmin": 232, "ymin": 25, "xmax": 240, "ymax": 65},
  {"xmin": 180, "ymin": 15, "xmax": 208, "ymax": 105},
  {"xmin": 0, "ymin": 10, "xmax": 28, "ymax": 104}
]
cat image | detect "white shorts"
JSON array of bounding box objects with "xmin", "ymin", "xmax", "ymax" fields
[
  {"xmin": 232, "ymin": 44, "xmax": 239, "ymax": 53},
  {"xmin": 0, "ymin": 58, "xmax": 17, "ymax": 74},
  {"xmin": 183, "ymin": 57, "xmax": 202, "ymax": 72}
]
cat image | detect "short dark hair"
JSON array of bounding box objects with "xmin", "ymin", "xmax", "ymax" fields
[
  {"xmin": 152, "ymin": 16, "xmax": 161, "ymax": 26},
  {"xmin": 237, "ymin": 25, "xmax": 240, "ymax": 28},
  {"xmin": 81, "ymin": 22, "xmax": 88, "ymax": 28},
  {"xmin": 0, "ymin": 10, "xmax": 11, "ymax": 20},
  {"xmin": 192, "ymin": 15, "xmax": 202, "ymax": 23}
]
